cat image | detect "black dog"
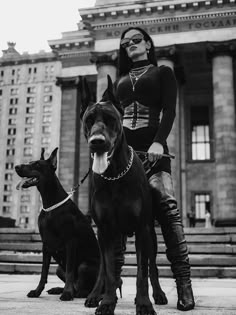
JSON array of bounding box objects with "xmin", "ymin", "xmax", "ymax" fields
[
  {"xmin": 15, "ymin": 148, "xmax": 100, "ymax": 301},
  {"xmin": 81, "ymin": 76, "xmax": 167, "ymax": 315}
]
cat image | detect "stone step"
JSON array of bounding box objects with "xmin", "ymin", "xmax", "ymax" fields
[
  {"xmin": 0, "ymin": 242, "xmax": 235, "ymax": 254},
  {"xmin": 0, "ymin": 252, "xmax": 235, "ymax": 267},
  {"xmin": 0, "ymin": 262, "xmax": 235, "ymax": 278}
]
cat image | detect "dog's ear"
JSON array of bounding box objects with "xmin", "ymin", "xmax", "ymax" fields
[
  {"xmin": 79, "ymin": 76, "xmax": 92, "ymax": 119},
  {"xmin": 40, "ymin": 148, "xmax": 45, "ymax": 160},
  {"xmin": 101, "ymin": 75, "xmax": 116, "ymax": 104},
  {"xmin": 100, "ymin": 75, "xmax": 124, "ymax": 115},
  {"xmin": 48, "ymin": 147, "xmax": 58, "ymax": 170}
]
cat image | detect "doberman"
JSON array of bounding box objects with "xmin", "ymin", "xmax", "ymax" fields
[
  {"xmin": 81, "ymin": 76, "xmax": 167, "ymax": 315},
  {"xmin": 15, "ymin": 148, "xmax": 100, "ymax": 301}
]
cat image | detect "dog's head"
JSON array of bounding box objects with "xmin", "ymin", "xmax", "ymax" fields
[
  {"xmin": 81, "ymin": 75, "xmax": 124, "ymax": 174},
  {"xmin": 15, "ymin": 148, "xmax": 58, "ymax": 190}
]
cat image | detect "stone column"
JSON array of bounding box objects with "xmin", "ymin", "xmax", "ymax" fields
[
  {"xmin": 207, "ymin": 41, "xmax": 236, "ymax": 226},
  {"xmin": 90, "ymin": 51, "xmax": 118, "ymax": 100},
  {"xmin": 56, "ymin": 76, "xmax": 86, "ymax": 211},
  {"xmin": 156, "ymin": 46, "xmax": 183, "ymax": 213}
]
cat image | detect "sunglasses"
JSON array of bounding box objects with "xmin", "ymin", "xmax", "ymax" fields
[{"xmin": 120, "ymin": 34, "xmax": 144, "ymax": 49}]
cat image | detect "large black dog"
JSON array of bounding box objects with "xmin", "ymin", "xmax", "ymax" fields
[
  {"xmin": 15, "ymin": 148, "xmax": 100, "ymax": 301},
  {"xmin": 81, "ymin": 76, "xmax": 167, "ymax": 315}
]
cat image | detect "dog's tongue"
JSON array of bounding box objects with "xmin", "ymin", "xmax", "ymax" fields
[
  {"xmin": 16, "ymin": 178, "xmax": 28, "ymax": 190},
  {"xmin": 92, "ymin": 152, "xmax": 108, "ymax": 174}
]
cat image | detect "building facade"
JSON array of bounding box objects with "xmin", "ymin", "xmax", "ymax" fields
[
  {"xmin": 0, "ymin": 0, "xmax": 236, "ymax": 228},
  {"xmin": 0, "ymin": 43, "xmax": 62, "ymax": 228},
  {"xmin": 49, "ymin": 0, "xmax": 236, "ymax": 227}
]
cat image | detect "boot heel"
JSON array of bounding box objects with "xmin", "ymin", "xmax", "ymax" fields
[
  {"xmin": 117, "ymin": 278, "xmax": 123, "ymax": 298},
  {"xmin": 177, "ymin": 282, "xmax": 195, "ymax": 311}
]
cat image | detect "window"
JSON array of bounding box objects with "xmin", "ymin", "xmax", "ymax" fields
[
  {"xmin": 25, "ymin": 127, "xmax": 34, "ymax": 134},
  {"xmin": 27, "ymin": 86, "xmax": 36, "ymax": 94},
  {"xmin": 0, "ymin": 89, "xmax": 2, "ymax": 96},
  {"xmin": 44, "ymin": 95, "xmax": 53, "ymax": 103},
  {"xmin": 6, "ymin": 163, "xmax": 14, "ymax": 170},
  {"xmin": 44, "ymin": 85, "xmax": 52, "ymax": 93},
  {"xmin": 26, "ymin": 97, "xmax": 35, "ymax": 104},
  {"xmin": 24, "ymin": 137, "xmax": 33, "ymax": 145},
  {"xmin": 26, "ymin": 107, "xmax": 35, "ymax": 114},
  {"xmin": 24, "ymin": 148, "xmax": 33, "ymax": 156},
  {"xmin": 8, "ymin": 128, "xmax": 16, "ymax": 135},
  {"xmin": 42, "ymin": 115, "xmax": 51, "ymax": 123},
  {"xmin": 8, "ymin": 118, "xmax": 16, "ymax": 125},
  {"xmin": 20, "ymin": 205, "xmax": 30, "ymax": 213},
  {"xmin": 43, "ymin": 105, "xmax": 52, "ymax": 113},
  {"xmin": 9, "ymin": 108, "xmax": 17, "ymax": 115},
  {"xmin": 41, "ymin": 137, "xmax": 50, "ymax": 144},
  {"xmin": 3, "ymin": 195, "xmax": 12, "ymax": 202},
  {"xmin": 7, "ymin": 138, "xmax": 15, "ymax": 146},
  {"xmin": 21, "ymin": 195, "xmax": 30, "ymax": 202},
  {"xmin": 42, "ymin": 126, "xmax": 51, "ymax": 134},
  {"xmin": 4, "ymin": 184, "xmax": 12, "ymax": 192},
  {"xmin": 25, "ymin": 117, "xmax": 35, "ymax": 124},
  {"xmin": 0, "ymin": 70, "xmax": 4, "ymax": 77},
  {"xmin": 190, "ymin": 106, "xmax": 211, "ymax": 160},
  {"xmin": 10, "ymin": 98, "xmax": 18, "ymax": 105},
  {"xmin": 5, "ymin": 173, "xmax": 13, "ymax": 181},
  {"xmin": 6, "ymin": 149, "xmax": 15, "ymax": 156},
  {"xmin": 194, "ymin": 193, "xmax": 211, "ymax": 219},
  {"xmin": 10, "ymin": 88, "xmax": 18, "ymax": 95},
  {"xmin": 19, "ymin": 217, "xmax": 29, "ymax": 225},
  {"xmin": 3, "ymin": 206, "xmax": 10, "ymax": 214}
]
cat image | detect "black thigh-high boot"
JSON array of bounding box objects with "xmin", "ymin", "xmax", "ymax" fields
[{"xmin": 149, "ymin": 171, "xmax": 195, "ymax": 311}]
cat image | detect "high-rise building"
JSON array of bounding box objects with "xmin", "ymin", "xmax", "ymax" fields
[{"xmin": 0, "ymin": 43, "xmax": 62, "ymax": 228}]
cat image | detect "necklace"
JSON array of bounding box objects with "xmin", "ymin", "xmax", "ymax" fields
[{"xmin": 129, "ymin": 65, "xmax": 152, "ymax": 91}]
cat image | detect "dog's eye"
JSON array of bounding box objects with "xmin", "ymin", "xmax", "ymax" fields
[
  {"xmin": 85, "ymin": 116, "xmax": 94, "ymax": 127},
  {"xmin": 34, "ymin": 162, "xmax": 41, "ymax": 169}
]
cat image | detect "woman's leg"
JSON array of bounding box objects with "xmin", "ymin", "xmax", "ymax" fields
[{"xmin": 149, "ymin": 171, "xmax": 195, "ymax": 311}]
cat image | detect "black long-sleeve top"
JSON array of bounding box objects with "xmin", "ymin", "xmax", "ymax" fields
[{"xmin": 115, "ymin": 60, "xmax": 177, "ymax": 175}]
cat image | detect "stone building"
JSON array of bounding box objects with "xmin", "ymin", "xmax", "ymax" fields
[
  {"xmin": 0, "ymin": 43, "xmax": 62, "ymax": 228},
  {"xmin": 49, "ymin": 0, "xmax": 236, "ymax": 227},
  {"xmin": 0, "ymin": 0, "xmax": 236, "ymax": 228}
]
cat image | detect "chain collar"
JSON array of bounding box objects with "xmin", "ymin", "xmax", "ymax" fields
[
  {"xmin": 42, "ymin": 191, "xmax": 73, "ymax": 212},
  {"xmin": 99, "ymin": 146, "xmax": 134, "ymax": 181}
]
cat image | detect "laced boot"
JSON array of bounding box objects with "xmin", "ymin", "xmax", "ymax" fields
[{"xmin": 176, "ymin": 279, "xmax": 195, "ymax": 311}]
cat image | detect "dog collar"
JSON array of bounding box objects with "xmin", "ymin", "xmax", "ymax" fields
[
  {"xmin": 100, "ymin": 146, "xmax": 134, "ymax": 181},
  {"xmin": 41, "ymin": 192, "xmax": 73, "ymax": 212}
]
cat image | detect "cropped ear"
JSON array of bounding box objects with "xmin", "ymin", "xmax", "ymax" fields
[
  {"xmin": 100, "ymin": 75, "xmax": 116, "ymax": 104},
  {"xmin": 101, "ymin": 75, "xmax": 124, "ymax": 115},
  {"xmin": 40, "ymin": 148, "xmax": 45, "ymax": 160},
  {"xmin": 48, "ymin": 147, "xmax": 58, "ymax": 170},
  {"xmin": 79, "ymin": 76, "xmax": 92, "ymax": 119}
]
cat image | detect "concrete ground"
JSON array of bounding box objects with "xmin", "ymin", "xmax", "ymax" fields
[{"xmin": 0, "ymin": 275, "xmax": 235, "ymax": 314}]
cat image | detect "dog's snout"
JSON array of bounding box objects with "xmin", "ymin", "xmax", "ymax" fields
[{"xmin": 89, "ymin": 134, "xmax": 106, "ymax": 145}]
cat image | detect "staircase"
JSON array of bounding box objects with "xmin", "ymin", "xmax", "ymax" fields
[{"xmin": 0, "ymin": 227, "xmax": 235, "ymax": 278}]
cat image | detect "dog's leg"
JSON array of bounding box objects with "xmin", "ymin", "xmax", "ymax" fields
[
  {"xmin": 60, "ymin": 239, "xmax": 77, "ymax": 301},
  {"xmin": 135, "ymin": 227, "xmax": 156, "ymax": 315},
  {"xmin": 149, "ymin": 225, "xmax": 168, "ymax": 305},
  {"xmin": 47, "ymin": 266, "xmax": 65, "ymax": 295},
  {"xmin": 27, "ymin": 244, "xmax": 51, "ymax": 298},
  {"xmin": 95, "ymin": 231, "xmax": 117, "ymax": 315}
]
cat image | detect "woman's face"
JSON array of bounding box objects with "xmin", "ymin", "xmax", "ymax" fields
[{"xmin": 121, "ymin": 29, "xmax": 151, "ymax": 62}]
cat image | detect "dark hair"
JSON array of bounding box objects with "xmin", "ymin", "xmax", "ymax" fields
[{"xmin": 118, "ymin": 27, "xmax": 157, "ymax": 76}]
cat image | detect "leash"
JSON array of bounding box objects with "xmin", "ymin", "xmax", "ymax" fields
[
  {"xmin": 41, "ymin": 168, "xmax": 92, "ymax": 212},
  {"xmin": 135, "ymin": 151, "xmax": 175, "ymax": 176}
]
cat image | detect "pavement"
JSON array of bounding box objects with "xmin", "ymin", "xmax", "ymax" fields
[{"xmin": 0, "ymin": 275, "xmax": 235, "ymax": 315}]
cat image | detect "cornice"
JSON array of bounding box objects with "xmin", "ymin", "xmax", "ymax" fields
[
  {"xmin": 92, "ymin": 10, "xmax": 236, "ymax": 30},
  {"xmin": 79, "ymin": 0, "xmax": 236, "ymax": 21},
  {"xmin": 90, "ymin": 51, "xmax": 118, "ymax": 67},
  {"xmin": 56, "ymin": 76, "xmax": 80, "ymax": 88},
  {"xmin": 206, "ymin": 39, "xmax": 236, "ymax": 57}
]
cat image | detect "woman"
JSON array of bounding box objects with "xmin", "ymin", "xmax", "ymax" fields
[{"xmin": 115, "ymin": 27, "xmax": 195, "ymax": 311}]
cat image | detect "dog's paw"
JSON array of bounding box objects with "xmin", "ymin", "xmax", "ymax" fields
[
  {"xmin": 95, "ymin": 303, "xmax": 116, "ymax": 315},
  {"xmin": 136, "ymin": 304, "xmax": 157, "ymax": 315},
  {"xmin": 47, "ymin": 287, "xmax": 64, "ymax": 295},
  {"xmin": 153, "ymin": 291, "xmax": 168, "ymax": 305},
  {"xmin": 60, "ymin": 291, "xmax": 73, "ymax": 301},
  {"xmin": 27, "ymin": 290, "xmax": 41, "ymax": 298},
  {"xmin": 85, "ymin": 295, "xmax": 102, "ymax": 308}
]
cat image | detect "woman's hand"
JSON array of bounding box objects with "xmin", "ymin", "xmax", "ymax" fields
[{"xmin": 147, "ymin": 142, "xmax": 164, "ymax": 162}]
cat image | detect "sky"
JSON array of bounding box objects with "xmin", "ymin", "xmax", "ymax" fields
[{"xmin": 0, "ymin": 0, "xmax": 96, "ymax": 55}]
